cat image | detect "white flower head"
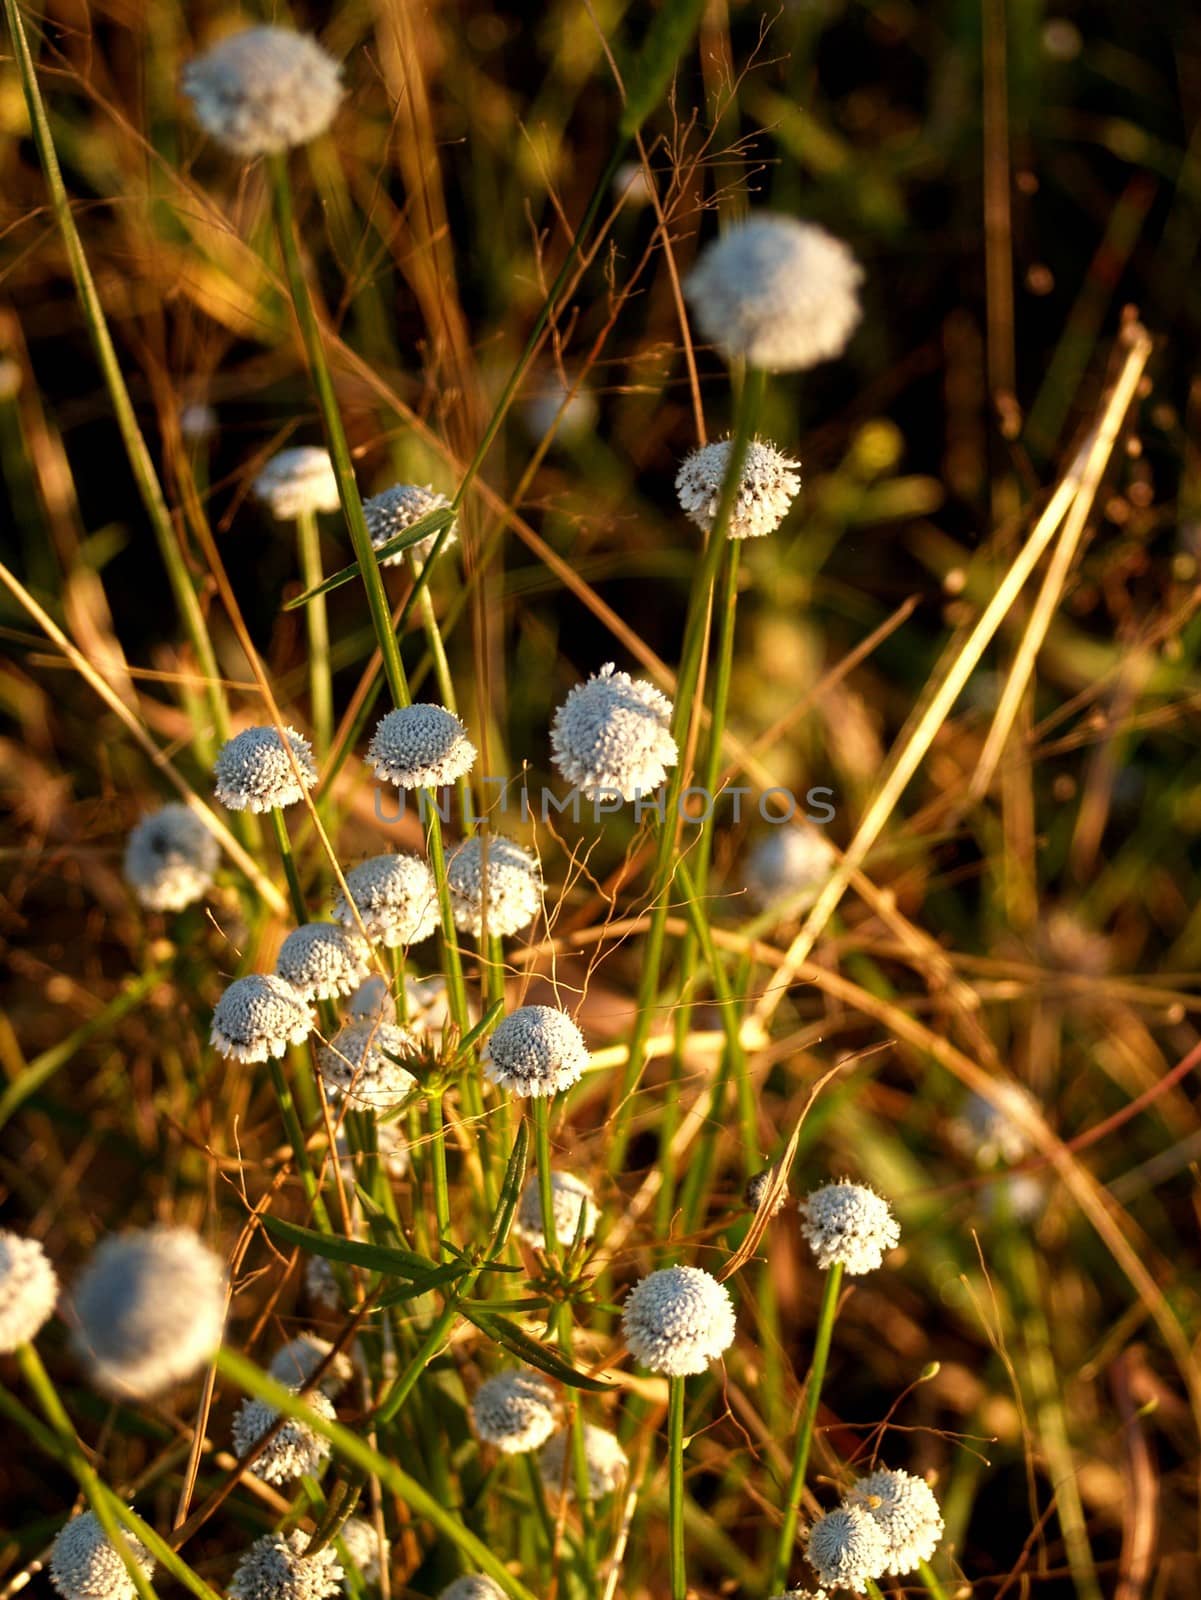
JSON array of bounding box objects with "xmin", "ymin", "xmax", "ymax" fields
[
  {"xmin": 550, "ymin": 663, "xmax": 677, "ymax": 802},
  {"xmin": 211, "ymin": 974, "xmax": 315, "ymax": 1063},
  {"xmin": 482, "ymin": 1006, "xmax": 589, "ymax": 1099},
  {"xmin": 333, "ymin": 854, "xmax": 439, "ymax": 948},
  {"xmin": 676, "ymin": 438, "xmax": 801, "ymax": 541},
  {"xmin": 71, "ymin": 1226, "xmax": 225, "ymax": 1399},
  {"xmin": 229, "ymin": 1532, "xmax": 343, "ymax": 1600},
  {"xmin": 522, "ymin": 374, "xmax": 598, "ymax": 443},
  {"xmin": 747, "ymin": 827, "xmax": 837, "ymax": 913},
  {"xmin": 253, "ymin": 447, "xmax": 340, "ymax": 521},
  {"xmin": 268, "ymin": 1332, "xmax": 354, "ymax": 1398},
  {"xmin": 805, "ymin": 1504, "xmax": 889, "ymax": 1591},
  {"xmin": 181, "ymin": 401, "xmax": 218, "ymax": 442},
  {"xmin": 799, "ymin": 1180, "xmax": 900, "ymax": 1275},
  {"xmin": 362, "ymin": 484, "xmax": 458, "ymax": 567},
  {"xmin": 305, "ymin": 1255, "xmax": 340, "ymax": 1311},
  {"xmin": 744, "ymin": 1169, "xmax": 788, "ymax": 1217},
  {"xmin": 982, "ymin": 1172, "xmax": 1047, "ymax": 1224},
  {"xmin": 447, "ymin": 834, "xmax": 542, "ymax": 938},
  {"xmin": 183, "ymin": 27, "xmax": 343, "ymax": 158},
  {"xmin": 471, "ymin": 1369, "xmax": 558, "ymax": 1453},
  {"xmin": 231, "ymin": 1386, "xmax": 335, "ymax": 1484},
  {"xmin": 338, "ymin": 1518, "xmax": 388, "ymax": 1587},
  {"xmin": 613, "ymin": 160, "xmax": 654, "ymax": 208},
  {"xmin": 850, "ymin": 1467, "xmax": 944, "ymax": 1574},
  {"xmin": 346, "ymin": 975, "xmax": 396, "ymax": 1024},
  {"xmin": 214, "ymin": 725, "xmax": 317, "ymax": 813},
  {"xmin": 124, "ymin": 804, "xmax": 220, "ymax": 913},
  {"xmin": 539, "ymin": 1424, "xmax": 628, "ymax": 1501},
  {"xmin": 685, "ymin": 215, "xmax": 863, "ymax": 372},
  {"xmin": 50, "ymin": 1512, "xmax": 155, "ymax": 1600},
  {"xmin": 276, "ymin": 923, "xmax": 372, "ymax": 1002},
  {"xmin": 622, "ymin": 1264, "xmax": 736, "ymax": 1376},
  {"xmin": 0, "ymin": 1230, "xmax": 59, "ymax": 1353},
  {"xmin": 367, "ymin": 705, "xmax": 477, "ymax": 790},
  {"xmin": 515, "ymin": 1171, "xmax": 599, "ymax": 1251},
  {"xmin": 438, "ymin": 1580, "xmax": 506, "ymax": 1600},
  {"xmin": 318, "ymin": 1022, "xmax": 420, "ymax": 1111},
  {"xmin": 950, "ymin": 1083, "xmax": 1036, "ymax": 1168}
]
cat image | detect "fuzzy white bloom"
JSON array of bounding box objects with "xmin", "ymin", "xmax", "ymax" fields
[
  {"xmin": 338, "ymin": 1518, "xmax": 388, "ymax": 1587},
  {"xmin": 362, "ymin": 484, "xmax": 458, "ymax": 567},
  {"xmin": 522, "ymin": 374, "xmax": 598, "ymax": 443},
  {"xmin": 539, "ymin": 1424, "xmax": 628, "ymax": 1501},
  {"xmin": 181, "ymin": 402, "xmax": 218, "ymax": 441},
  {"xmin": 0, "ymin": 1230, "xmax": 59, "ymax": 1353},
  {"xmin": 686, "ymin": 215, "xmax": 863, "ymax": 372},
  {"xmin": 211, "ymin": 973, "xmax": 315, "ymax": 1063},
  {"xmin": 183, "ymin": 27, "xmax": 343, "ymax": 158},
  {"xmin": 124, "ymin": 804, "xmax": 220, "ymax": 913},
  {"xmin": 482, "ymin": 1006, "xmax": 589, "ymax": 1099},
  {"xmin": 982, "ymin": 1172, "xmax": 1047, "ymax": 1224},
  {"xmin": 746, "ymin": 827, "xmax": 837, "ymax": 912},
  {"xmin": 550, "ymin": 663, "xmax": 677, "ymax": 802},
  {"xmin": 799, "ymin": 1181, "xmax": 900, "ymax": 1276},
  {"xmin": 71, "ymin": 1226, "xmax": 225, "ymax": 1399},
  {"xmin": 514, "ymin": 1172, "xmax": 599, "ymax": 1251},
  {"xmin": 333, "ymin": 854, "xmax": 439, "ymax": 948},
  {"xmin": 346, "ymin": 975, "xmax": 396, "ymax": 1024},
  {"xmin": 50, "ymin": 1512, "xmax": 155, "ymax": 1600},
  {"xmin": 269, "ymin": 1332, "xmax": 354, "ymax": 1398},
  {"xmin": 676, "ymin": 439, "xmax": 801, "ymax": 541},
  {"xmin": 305, "ymin": 1255, "xmax": 340, "ymax": 1311},
  {"xmin": 232, "ymin": 1385, "xmax": 335, "ymax": 1484},
  {"xmin": 229, "ymin": 1532, "xmax": 343, "ymax": 1600},
  {"xmin": 471, "ymin": 1369, "xmax": 558, "ymax": 1453},
  {"xmin": 438, "ymin": 1580, "xmax": 506, "ymax": 1600},
  {"xmin": 253, "ymin": 447, "xmax": 340, "ymax": 521},
  {"xmin": 447, "ymin": 835, "xmax": 542, "ymax": 938},
  {"xmin": 318, "ymin": 1022, "xmax": 420, "ymax": 1111},
  {"xmin": 622, "ymin": 1265, "xmax": 736, "ymax": 1376},
  {"xmin": 950, "ymin": 1083, "xmax": 1036, "ymax": 1168},
  {"xmin": 613, "ymin": 160, "xmax": 654, "ymax": 208},
  {"xmin": 744, "ymin": 1169, "xmax": 788, "ymax": 1217},
  {"xmin": 850, "ymin": 1468, "xmax": 944, "ymax": 1574},
  {"xmin": 275, "ymin": 923, "xmax": 371, "ymax": 1002},
  {"xmin": 214, "ymin": 725, "xmax": 317, "ymax": 813},
  {"xmin": 367, "ymin": 705, "xmax": 477, "ymax": 790},
  {"xmin": 805, "ymin": 1504, "xmax": 889, "ymax": 1591}
]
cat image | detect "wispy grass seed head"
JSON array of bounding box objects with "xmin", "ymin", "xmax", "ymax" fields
[
  {"xmin": 275, "ymin": 923, "xmax": 372, "ymax": 1001},
  {"xmin": 362, "ymin": 484, "xmax": 457, "ymax": 566},
  {"xmin": 447, "ymin": 834, "xmax": 542, "ymax": 938},
  {"xmin": 850, "ymin": 1468, "xmax": 944, "ymax": 1574},
  {"xmin": 268, "ymin": 1332, "xmax": 354, "ymax": 1398},
  {"xmin": 231, "ymin": 1387, "xmax": 335, "ymax": 1484},
  {"xmin": 124, "ymin": 804, "xmax": 219, "ymax": 912},
  {"xmin": 228, "ymin": 1532, "xmax": 343, "ymax": 1600},
  {"xmin": 367, "ymin": 705, "xmax": 477, "ymax": 790},
  {"xmin": 71, "ymin": 1226, "xmax": 225, "ymax": 1399},
  {"xmin": 471, "ymin": 1369, "xmax": 558, "ymax": 1453},
  {"xmin": 183, "ymin": 27, "xmax": 343, "ymax": 158},
  {"xmin": 318, "ymin": 1022, "xmax": 420, "ymax": 1111},
  {"xmin": 622, "ymin": 1264, "xmax": 736, "ymax": 1376},
  {"xmin": 515, "ymin": 1170, "xmax": 599, "ymax": 1251},
  {"xmin": 685, "ymin": 214, "xmax": 863, "ymax": 372},
  {"xmin": 482, "ymin": 1006, "xmax": 589, "ymax": 1099},
  {"xmin": 338, "ymin": 1518, "xmax": 388, "ymax": 1587},
  {"xmin": 804, "ymin": 1504, "xmax": 889, "ymax": 1591},
  {"xmin": 333, "ymin": 854, "xmax": 439, "ymax": 947},
  {"xmin": 0, "ymin": 1230, "xmax": 59, "ymax": 1353},
  {"xmin": 211, "ymin": 974, "xmax": 315, "ymax": 1063},
  {"xmin": 799, "ymin": 1181, "xmax": 900, "ymax": 1275},
  {"xmin": 49, "ymin": 1512, "xmax": 155, "ymax": 1600},
  {"xmin": 539, "ymin": 1424, "xmax": 628, "ymax": 1501},
  {"xmin": 550, "ymin": 663, "xmax": 677, "ymax": 802},
  {"xmin": 253, "ymin": 447, "xmax": 340, "ymax": 520},
  {"xmin": 214, "ymin": 725, "xmax": 317, "ymax": 813},
  {"xmin": 675, "ymin": 438, "xmax": 801, "ymax": 540}
]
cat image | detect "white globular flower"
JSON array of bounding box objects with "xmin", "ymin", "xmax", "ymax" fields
[
  {"xmin": 471, "ymin": 1369, "xmax": 558, "ymax": 1454},
  {"xmin": 71, "ymin": 1226, "xmax": 225, "ymax": 1399},
  {"xmin": 447, "ymin": 835, "xmax": 542, "ymax": 939},
  {"xmin": 685, "ymin": 214, "xmax": 863, "ymax": 373},
  {"xmin": 318, "ymin": 1023, "xmax": 420, "ymax": 1111},
  {"xmin": 746, "ymin": 827, "xmax": 837, "ymax": 913},
  {"xmin": 482, "ymin": 1006, "xmax": 589, "ymax": 1100},
  {"xmin": 514, "ymin": 1172, "xmax": 599, "ymax": 1252},
  {"xmin": 676, "ymin": 438, "xmax": 801, "ymax": 541},
  {"xmin": 539, "ymin": 1424, "xmax": 628, "ymax": 1502},
  {"xmin": 950, "ymin": 1083, "xmax": 1036, "ymax": 1168},
  {"xmin": 0, "ymin": 1230, "xmax": 59, "ymax": 1353},
  {"xmin": 231, "ymin": 1386, "xmax": 335, "ymax": 1484},
  {"xmin": 269, "ymin": 1332, "xmax": 354, "ymax": 1398},
  {"xmin": 50, "ymin": 1512, "xmax": 155, "ymax": 1600},
  {"xmin": 252, "ymin": 447, "xmax": 340, "ymax": 521},
  {"xmin": 522, "ymin": 374, "xmax": 598, "ymax": 443},
  {"xmin": 805, "ymin": 1504, "xmax": 889, "ymax": 1592},
  {"xmin": 362, "ymin": 484, "xmax": 458, "ymax": 567},
  {"xmin": 366, "ymin": 705, "xmax": 477, "ymax": 790},
  {"xmin": 550, "ymin": 663, "xmax": 677, "ymax": 802},
  {"xmin": 346, "ymin": 975, "xmax": 396, "ymax": 1024},
  {"xmin": 338, "ymin": 1518, "xmax": 388, "ymax": 1587},
  {"xmin": 229, "ymin": 1531, "xmax": 343, "ymax": 1600},
  {"xmin": 211, "ymin": 974, "xmax": 315, "ymax": 1063},
  {"xmin": 275, "ymin": 923, "xmax": 372, "ymax": 1002},
  {"xmin": 438, "ymin": 1580, "xmax": 506, "ymax": 1600},
  {"xmin": 744, "ymin": 1169, "xmax": 788, "ymax": 1217},
  {"xmin": 214, "ymin": 725, "xmax": 317, "ymax": 813},
  {"xmin": 183, "ymin": 27, "xmax": 343, "ymax": 159},
  {"xmin": 850, "ymin": 1467, "xmax": 945, "ymax": 1575},
  {"xmin": 333, "ymin": 854, "xmax": 439, "ymax": 948},
  {"xmin": 799, "ymin": 1181, "xmax": 900, "ymax": 1276},
  {"xmin": 305, "ymin": 1255, "xmax": 340, "ymax": 1311},
  {"xmin": 123, "ymin": 804, "xmax": 220, "ymax": 913},
  {"xmin": 622, "ymin": 1265, "xmax": 736, "ymax": 1377}
]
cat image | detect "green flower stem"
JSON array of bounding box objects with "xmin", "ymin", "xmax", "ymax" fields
[
  {"xmin": 269, "ymin": 1055, "xmax": 332, "ymax": 1233},
  {"xmin": 531, "ymin": 1096, "xmax": 558, "ymax": 1261},
  {"xmin": 918, "ymin": 1556, "xmax": 953, "ymax": 1599},
  {"xmin": 865, "ymin": 1581, "xmax": 886, "ymax": 1600},
  {"xmin": 216, "ymin": 1347, "xmax": 539, "ymax": 1600},
  {"xmin": 269, "ymin": 804, "xmax": 307, "ymax": 924},
  {"xmin": 375, "ymin": 1296, "xmax": 459, "ymax": 1425},
  {"xmin": 423, "ymin": 796, "xmax": 471, "ymax": 1038},
  {"xmin": 296, "ymin": 509, "xmax": 334, "ymax": 757},
  {"xmin": 770, "ymin": 1261, "xmax": 845, "ymax": 1591},
  {"xmin": 668, "ymin": 1374, "xmax": 688, "ymax": 1600},
  {"xmin": 427, "ymin": 1088, "xmax": 451, "ymax": 1245}
]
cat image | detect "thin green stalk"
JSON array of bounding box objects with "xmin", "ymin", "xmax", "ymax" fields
[
  {"xmin": 269, "ymin": 805, "xmax": 307, "ymax": 924},
  {"xmin": 296, "ymin": 508, "xmax": 334, "ymax": 756},
  {"xmin": 770, "ymin": 1262, "xmax": 845, "ymax": 1590},
  {"xmin": 918, "ymin": 1556, "xmax": 953, "ymax": 1600},
  {"xmin": 269, "ymin": 1055, "xmax": 332, "ymax": 1232},
  {"xmin": 668, "ymin": 1374, "xmax": 688, "ymax": 1600},
  {"xmin": 531, "ymin": 1097, "xmax": 558, "ymax": 1261},
  {"xmin": 428, "ymin": 1089, "xmax": 451, "ymax": 1245}
]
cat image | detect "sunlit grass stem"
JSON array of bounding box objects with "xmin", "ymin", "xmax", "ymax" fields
[
  {"xmin": 668, "ymin": 1374, "xmax": 687, "ymax": 1600},
  {"xmin": 296, "ymin": 508, "xmax": 334, "ymax": 757}
]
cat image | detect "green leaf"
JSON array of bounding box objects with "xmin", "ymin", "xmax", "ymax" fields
[
  {"xmin": 485, "ymin": 1119, "xmax": 529, "ymax": 1261},
  {"xmin": 618, "ymin": 0, "xmax": 708, "ymax": 136},
  {"xmin": 260, "ymin": 1212, "xmax": 435, "ymax": 1279},
  {"xmin": 375, "ymin": 1260, "xmax": 473, "ymax": 1309},
  {"xmin": 463, "ymin": 1307, "xmax": 610, "ymax": 1391},
  {"xmin": 283, "ymin": 507, "xmax": 456, "ymax": 609},
  {"xmin": 452, "ymin": 998, "xmax": 505, "ymax": 1065}
]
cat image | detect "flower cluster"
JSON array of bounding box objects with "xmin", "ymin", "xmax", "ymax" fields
[
  {"xmin": 551, "ymin": 663, "xmax": 677, "ymax": 802},
  {"xmin": 799, "ymin": 1180, "xmax": 900, "ymax": 1275}
]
